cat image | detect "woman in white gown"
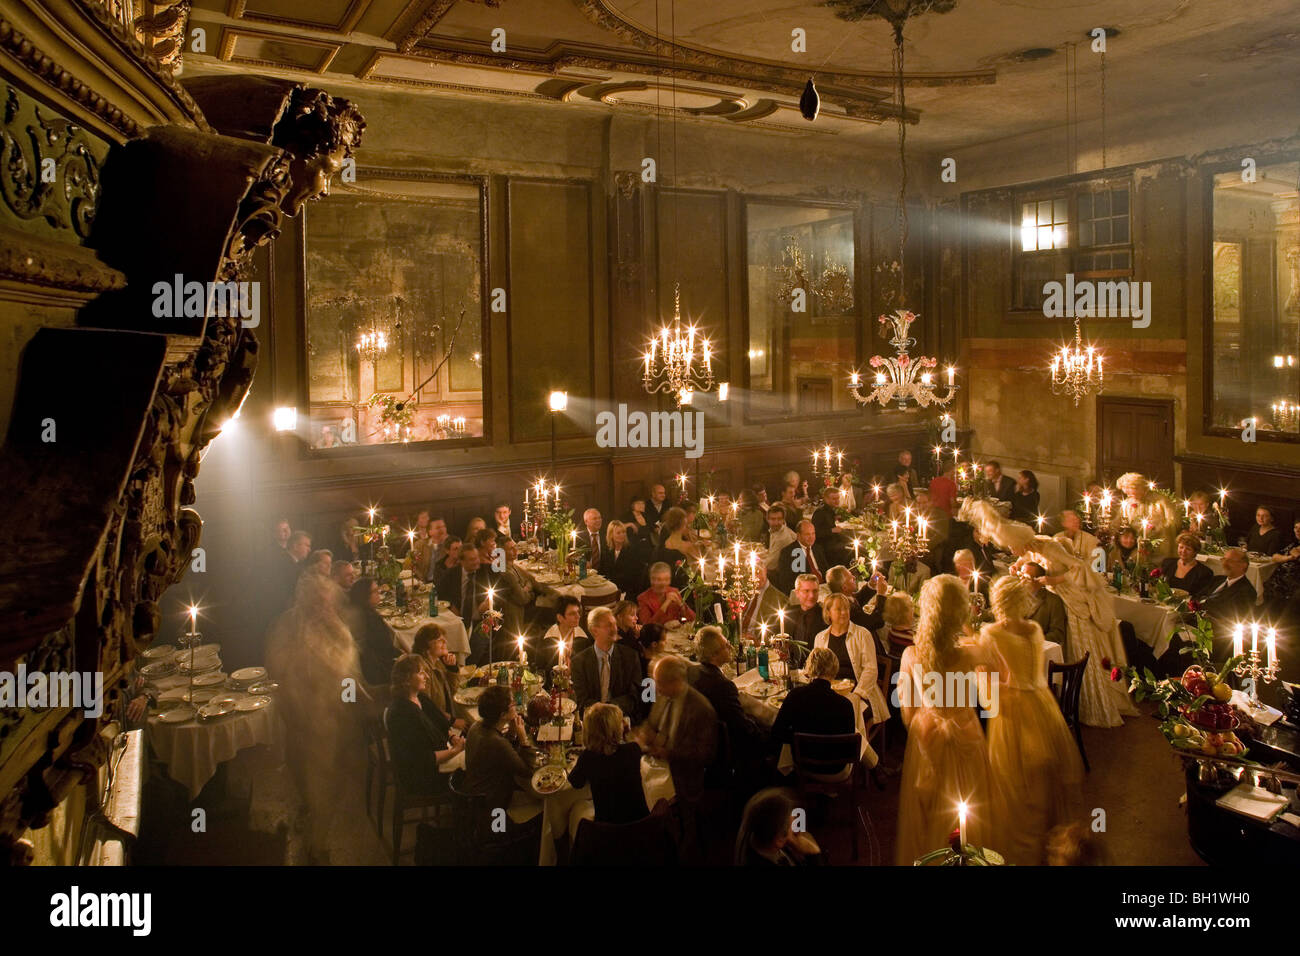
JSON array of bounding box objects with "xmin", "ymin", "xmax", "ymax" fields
[
  {"xmin": 960, "ymin": 499, "xmax": 1136, "ymax": 728},
  {"xmin": 980, "ymin": 574, "xmax": 1084, "ymax": 863}
]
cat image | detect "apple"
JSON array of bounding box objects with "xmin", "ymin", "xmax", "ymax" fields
[
  {"xmin": 1212, "ymin": 683, "xmax": 1233, "ymax": 703},
  {"xmin": 1172, "ymin": 724, "xmax": 1191, "ymax": 738},
  {"xmin": 1200, "ymin": 741, "xmax": 1217, "ymax": 756}
]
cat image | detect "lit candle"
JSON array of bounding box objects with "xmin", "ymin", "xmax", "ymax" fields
[
  {"xmin": 872, "ymin": 484, "xmax": 881, "ymax": 502},
  {"xmin": 367, "ymin": 506, "xmax": 377, "ymax": 523},
  {"xmin": 733, "ymin": 542, "xmax": 741, "ymax": 566},
  {"xmin": 759, "ymin": 622, "xmax": 769, "ymax": 644},
  {"xmin": 1267, "ymin": 628, "xmax": 1276, "ymax": 668},
  {"xmin": 187, "ymin": 605, "xmax": 198, "ymax": 635},
  {"xmin": 678, "ymin": 474, "xmax": 687, "ymax": 494},
  {"xmin": 698, "ymin": 557, "xmax": 707, "ymax": 578},
  {"xmin": 557, "ymin": 638, "xmax": 566, "ymax": 668},
  {"xmin": 836, "ymin": 451, "xmax": 844, "ymax": 470},
  {"xmin": 812, "ymin": 451, "xmax": 818, "ymax": 470},
  {"xmin": 919, "ymin": 517, "xmax": 928, "ymax": 542},
  {"xmin": 971, "ymin": 569, "xmax": 980, "ymax": 594},
  {"xmin": 748, "ymin": 550, "xmax": 757, "ymax": 577},
  {"xmin": 1233, "ymin": 624, "xmax": 1244, "ymax": 659},
  {"xmin": 1251, "ymin": 622, "xmax": 1259, "ymax": 655},
  {"xmin": 934, "ymin": 445, "xmax": 942, "ymax": 461},
  {"xmin": 777, "ymin": 607, "xmax": 785, "ymax": 635},
  {"xmin": 406, "ymin": 529, "xmax": 416, "ymax": 546},
  {"xmin": 1182, "ymin": 499, "xmax": 1190, "ymax": 517},
  {"xmin": 707, "ymin": 495, "xmax": 715, "ymax": 513},
  {"xmin": 870, "ymin": 557, "xmax": 878, "ymax": 576},
  {"xmin": 958, "ymin": 801, "xmax": 968, "ymax": 850},
  {"xmin": 947, "ymin": 366, "xmax": 955, "ymax": 387},
  {"xmin": 718, "ymin": 555, "xmax": 726, "ymax": 579},
  {"xmin": 1082, "ymin": 496, "xmax": 1091, "ymax": 517},
  {"xmin": 1219, "ymin": 488, "xmax": 1228, "ymax": 504},
  {"xmin": 517, "ymin": 635, "xmax": 527, "ymax": 666},
  {"xmin": 1036, "ymin": 514, "xmax": 1046, "ymax": 531},
  {"xmin": 853, "ymin": 537, "xmax": 861, "ymax": 561},
  {"xmin": 486, "ymin": 586, "xmax": 495, "ymax": 613}
]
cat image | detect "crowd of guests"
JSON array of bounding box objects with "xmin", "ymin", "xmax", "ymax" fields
[{"xmin": 249, "ymin": 450, "xmax": 1296, "ymax": 865}]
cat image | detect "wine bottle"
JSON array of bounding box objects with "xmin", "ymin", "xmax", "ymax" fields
[
  {"xmin": 395, "ymin": 577, "xmax": 406, "ymax": 611},
  {"xmin": 757, "ymin": 645, "xmax": 770, "ymax": 680},
  {"xmin": 428, "ymin": 581, "xmax": 438, "ymax": 617}
]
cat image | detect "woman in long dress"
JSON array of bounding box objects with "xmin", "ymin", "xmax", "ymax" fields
[
  {"xmin": 980, "ymin": 574, "xmax": 1084, "ymax": 864},
  {"xmin": 896, "ymin": 574, "xmax": 993, "ymax": 865},
  {"xmin": 960, "ymin": 499, "xmax": 1136, "ymax": 728},
  {"xmin": 266, "ymin": 571, "xmax": 367, "ymax": 864}
]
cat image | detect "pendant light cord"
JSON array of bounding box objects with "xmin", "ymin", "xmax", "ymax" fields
[{"xmin": 894, "ymin": 22, "xmax": 907, "ymax": 300}]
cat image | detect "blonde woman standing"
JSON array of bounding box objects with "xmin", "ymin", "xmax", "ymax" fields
[
  {"xmin": 896, "ymin": 574, "xmax": 992, "ymax": 865},
  {"xmin": 979, "ymin": 574, "xmax": 1083, "ymax": 865}
]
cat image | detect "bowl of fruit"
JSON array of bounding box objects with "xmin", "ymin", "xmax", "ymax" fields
[{"xmin": 1177, "ymin": 665, "xmax": 1240, "ymax": 731}]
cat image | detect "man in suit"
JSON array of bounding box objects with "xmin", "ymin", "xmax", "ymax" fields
[
  {"xmin": 637, "ymin": 654, "xmax": 717, "ymax": 800},
  {"xmin": 983, "ymin": 461, "xmax": 1017, "ymax": 502},
  {"xmin": 783, "ymin": 574, "xmax": 827, "ymax": 651},
  {"xmin": 1201, "ymin": 549, "xmax": 1258, "ymax": 651},
  {"xmin": 644, "ymin": 483, "xmax": 669, "ymax": 532},
  {"xmin": 763, "ymin": 503, "xmax": 798, "ymax": 570},
  {"xmin": 492, "ymin": 504, "xmax": 518, "ymax": 542},
  {"xmin": 827, "ymin": 564, "xmax": 887, "ymax": 632},
  {"xmin": 774, "ymin": 521, "xmax": 828, "ymax": 593},
  {"xmin": 423, "ymin": 515, "xmax": 450, "ymax": 582},
  {"xmin": 812, "ymin": 487, "xmax": 847, "ymax": 565},
  {"xmin": 896, "ymin": 450, "xmax": 920, "ymax": 494},
  {"xmin": 1022, "ymin": 562, "xmax": 1069, "ymax": 651},
  {"xmin": 577, "ymin": 508, "xmax": 604, "ymax": 568},
  {"xmin": 740, "ymin": 563, "xmax": 788, "ymax": 638},
  {"xmin": 571, "ymin": 606, "xmax": 643, "ymax": 721},
  {"xmin": 691, "ymin": 626, "xmax": 767, "ymax": 780},
  {"xmin": 442, "ymin": 547, "xmax": 495, "ymax": 663}
]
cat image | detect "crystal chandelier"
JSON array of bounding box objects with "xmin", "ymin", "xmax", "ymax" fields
[
  {"xmin": 845, "ymin": 11, "xmax": 957, "ymax": 411},
  {"xmin": 772, "ymin": 236, "xmax": 855, "ymax": 312},
  {"xmin": 1273, "ymin": 400, "xmax": 1300, "ymax": 431},
  {"xmin": 851, "ymin": 310, "xmax": 956, "ymax": 409},
  {"xmin": 643, "ymin": 282, "xmax": 715, "ymax": 405},
  {"xmin": 356, "ymin": 329, "xmax": 388, "ymax": 361},
  {"xmin": 1050, "ymin": 317, "xmax": 1104, "ymax": 406}
]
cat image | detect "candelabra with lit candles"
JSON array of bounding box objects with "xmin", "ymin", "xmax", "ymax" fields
[
  {"xmin": 1232, "ymin": 622, "xmax": 1281, "ymax": 712},
  {"xmin": 889, "ymin": 506, "xmax": 929, "ymax": 566}
]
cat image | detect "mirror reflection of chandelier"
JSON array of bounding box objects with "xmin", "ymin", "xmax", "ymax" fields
[
  {"xmin": 772, "ymin": 235, "xmax": 854, "ymax": 312},
  {"xmin": 356, "ymin": 296, "xmax": 401, "ymax": 362},
  {"xmin": 1050, "ymin": 317, "xmax": 1104, "ymax": 406},
  {"xmin": 643, "ymin": 283, "xmax": 715, "ymax": 405}
]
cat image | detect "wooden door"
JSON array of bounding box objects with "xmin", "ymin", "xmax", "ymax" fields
[{"xmin": 1096, "ymin": 397, "xmax": 1174, "ymax": 486}]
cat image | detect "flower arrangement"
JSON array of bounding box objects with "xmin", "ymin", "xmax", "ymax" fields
[
  {"xmin": 543, "ymin": 508, "xmax": 576, "ymax": 567},
  {"xmin": 368, "ymin": 394, "xmax": 415, "ymax": 441}
]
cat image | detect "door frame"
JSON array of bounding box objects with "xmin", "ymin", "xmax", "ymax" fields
[{"xmin": 1095, "ymin": 395, "xmax": 1176, "ymax": 485}]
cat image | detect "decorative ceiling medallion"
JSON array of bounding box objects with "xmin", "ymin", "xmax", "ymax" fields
[{"xmin": 824, "ymin": 0, "xmax": 959, "ymax": 26}]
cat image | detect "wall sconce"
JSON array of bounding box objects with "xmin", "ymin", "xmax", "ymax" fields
[
  {"xmin": 718, "ymin": 382, "xmax": 729, "ymax": 402},
  {"xmin": 548, "ymin": 390, "xmax": 568, "ymax": 412}
]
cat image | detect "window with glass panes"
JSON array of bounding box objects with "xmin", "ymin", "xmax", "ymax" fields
[
  {"xmin": 1076, "ymin": 186, "xmax": 1132, "ymax": 277},
  {"xmin": 1012, "ymin": 181, "xmax": 1133, "ymax": 309},
  {"xmin": 1016, "ymin": 195, "xmax": 1070, "ymax": 308}
]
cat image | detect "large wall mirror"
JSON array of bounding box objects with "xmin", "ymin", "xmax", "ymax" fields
[
  {"xmin": 301, "ymin": 173, "xmax": 487, "ymax": 450},
  {"xmin": 745, "ymin": 200, "xmax": 858, "ymax": 418},
  {"xmin": 1209, "ymin": 159, "xmax": 1299, "ymax": 439}
]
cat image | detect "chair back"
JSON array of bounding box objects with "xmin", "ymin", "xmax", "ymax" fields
[
  {"xmin": 570, "ymin": 811, "xmax": 675, "ymax": 866},
  {"xmin": 1048, "ymin": 651, "xmax": 1089, "ymax": 726},
  {"xmin": 580, "ymin": 591, "xmax": 620, "ymax": 617},
  {"xmin": 792, "ymin": 732, "xmax": 860, "ymax": 777}
]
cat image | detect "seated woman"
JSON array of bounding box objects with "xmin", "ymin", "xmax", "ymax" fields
[
  {"xmin": 637, "ymin": 562, "xmax": 695, "ymax": 627},
  {"xmin": 1010, "ymin": 470, "xmax": 1041, "ymax": 526},
  {"xmin": 770, "ymin": 647, "xmax": 854, "ymax": 749},
  {"xmin": 734, "ymin": 787, "xmax": 824, "ymax": 866},
  {"xmin": 780, "ymin": 470, "xmax": 808, "ymax": 511},
  {"xmin": 837, "ymin": 473, "xmax": 857, "ymax": 514},
  {"xmin": 568, "ymin": 702, "xmax": 650, "ymax": 824},
  {"xmin": 601, "ymin": 519, "xmax": 647, "ymax": 597},
  {"xmin": 635, "ymin": 623, "xmax": 667, "ymax": 678},
  {"xmin": 411, "ymin": 623, "xmax": 466, "ymax": 730},
  {"xmin": 650, "ymin": 507, "xmax": 700, "ymax": 590},
  {"xmin": 1187, "ymin": 490, "xmax": 1221, "ymax": 533},
  {"xmin": 1160, "ymin": 532, "xmax": 1215, "ymax": 598},
  {"xmin": 1247, "ymin": 506, "xmax": 1282, "ymax": 556},
  {"xmin": 882, "ymin": 592, "xmax": 917, "ymax": 655},
  {"xmin": 338, "ymin": 516, "xmax": 364, "ymax": 566},
  {"xmin": 625, "ymin": 495, "xmax": 651, "ymax": 540},
  {"xmin": 432, "ymin": 536, "xmax": 463, "ymax": 589},
  {"xmin": 885, "ymin": 482, "xmax": 908, "ymax": 522},
  {"xmin": 542, "ymin": 595, "xmax": 591, "ymax": 667},
  {"xmin": 612, "ymin": 600, "xmax": 642, "ymax": 652},
  {"xmin": 1264, "ymin": 519, "xmax": 1300, "ymax": 609},
  {"xmin": 814, "ymin": 593, "xmax": 889, "ymax": 733},
  {"xmin": 736, "ymin": 488, "xmax": 767, "ymax": 542},
  {"xmin": 463, "ymin": 684, "xmax": 542, "ymax": 824},
  {"xmin": 386, "ymin": 655, "xmax": 465, "ymax": 794},
  {"xmin": 1109, "ymin": 526, "xmax": 1139, "ymax": 571},
  {"xmin": 345, "ymin": 576, "xmax": 398, "ymax": 687}
]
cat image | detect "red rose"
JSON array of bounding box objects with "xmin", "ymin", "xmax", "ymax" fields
[
  {"xmin": 1187, "ymin": 599, "xmax": 1201, "ymax": 612},
  {"xmin": 1149, "ymin": 568, "xmax": 1162, "ymax": 580},
  {"xmin": 1110, "ymin": 667, "xmax": 1122, "ymax": 681}
]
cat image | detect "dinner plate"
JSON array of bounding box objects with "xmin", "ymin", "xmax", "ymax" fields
[
  {"xmin": 208, "ymin": 693, "xmax": 242, "ymax": 707},
  {"xmin": 231, "ymin": 667, "xmax": 267, "ymax": 684},
  {"xmin": 156, "ymin": 705, "xmax": 195, "ymax": 724},
  {"xmin": 173, "ymin": 645, "xmax": 220, "ymax": 663},
  {"xmin": 557, "ymin": 697, "xmax": 577, "ymax": 716},
  {"xmin": 192, "ymin": 671, "xmax": 227, "ymax": 687},
  {"xmin": 141, "ymin": 644, "xmax": 176, "ymax": 662},
  {"xmin": 178, "ymin": 658, "xmax": 221, "ymax": 675},
  {"xmin": 437, "ymin": 600, "xmax": 451, "ymax": 613},
  {"xmin": 197, "ymin": 700, "xmax": 235, "ymax": 720},
  {"xmin": 531, "ymin": 765, "xmax": 568, "ymax": 795},
  {"xmin": 235, "ymin": 696, "xmax": 271, "ymax": 712},
  {"xmin": 185, "ymin": 688, "xmax": 218, "ymax": 704},
  {"xmin": 139, "ymin": 660, "xmax": 177, "ymax": 679},
  {"xmin": 831, "ymin": 679, "xmax": 854, "ymax": 693},
  {"xmin": 454, "ymin": 686, "xmax": 487, "ymax": 705},
  {"xmin": 248, "ymin": 681, "xmax": 280, "ymax": 695}
]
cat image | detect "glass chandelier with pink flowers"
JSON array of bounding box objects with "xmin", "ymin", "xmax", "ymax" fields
[
  {"xmin": 850, "ymin": 310, "xmax": 957, "ymax": 409},
  {"xmin": 845, "ymin": 12, "xmax": 957, "ymax": 411}
]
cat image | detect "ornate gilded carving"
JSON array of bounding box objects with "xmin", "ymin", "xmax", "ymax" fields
[
  {"xmin": 1, "ymin": 84, "xmax": 103, "ymax": 239},
  {"xmin": 131, "ymin": 0, "xmax": 191, "ymax": 72}
]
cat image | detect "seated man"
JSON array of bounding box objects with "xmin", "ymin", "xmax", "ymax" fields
[
  {"xmin": 811, "ymin": 487, "xmax": 847, "ymax": 565},
  {"xmin": 826, "ymin": 564, "xmax": 888, "ymax": 632},
  {"xmin": 740, "ymin": 563, "xmax": 788, "ymax": 638},
  {"xmin": 636, "ymin": 655, "xmax": 717, "ymax": 800},
  {"xmin": 952, "ymin": 548, "xmax": 991, "ymax": 599},
  {"xmin": 443, "ymin": 546, "xmax": 493, "ymax": 663},
  {"xmin": 638, "ymin": 561, "xmax": 695, "ymax": 627},
  {"xmin": 1021, "ymin": 561, "xmax": 1069, "ymax": 651},
  {"xmin": 774, "ymin": 520, "xmax": 828, "ymax": 593},
  {"xmin": 1201, "ymin": 548, "xmax": 1258, "ymax": 652},
  {"xmin": 571, "ymin": 606, "xmax": 644, "ymax": 721},
  {"xmin": 691, "ymin": 626, "xmax": 767, "ymax": 776},
  {"xmin": 783, "ymin": 574, "xmax": 826, "ymax": 654},
  {"xmin": 463, "ymin": 685, "xmax": 543, "ymax": 837},
  {"xmin": 762, "ymin": 503, "xmax": 797, "ymax": 570}
]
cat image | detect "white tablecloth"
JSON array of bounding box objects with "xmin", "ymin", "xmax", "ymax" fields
[
  {"xmin": 147, "ymin": 697, "xmax": 281, "ymax": 800},
  {"xmin": 1111, "ymin": 591, "xmax": 1182, "ymax": 659},
  {"xmin": 1197, "ymin": 553, "xmax": 1275, "ymax": 605},
  {"xmin": 391, "ymin": 610, "xmax": 471, "ymax": 663}
]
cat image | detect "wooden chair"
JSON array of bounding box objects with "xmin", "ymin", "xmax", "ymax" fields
[
  {"xmin": 382, "ymin": 707, "xmax": 454, "ymax": 865},
  {"xmin": 570, "ymin": 806, "xmax": 676, "ymax": 866},
  {"xmin": 579, "ymin": 590, "xmax": 620, "ymax": 618},
  {"xmin": 792, "ymin": 732, "xmax": 864, "ymax": 861},
  {"xmin": 362, "ymin": 712, "xmax": 388, "ymax": 836},
  {"xmin": 1049, "ymin": 651, "xmax": 1090, "ymax": 772},
  {"xmin": 869, "ymin": 654, "xmax": 893, "ymax": 754},
  {"xmin": 446, "ymin": 771, "xmax": 539, "ymax": 865}
]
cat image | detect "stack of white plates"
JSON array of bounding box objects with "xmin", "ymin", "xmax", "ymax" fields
[
  {"xmin": 230, "ymin": 666, "xmax": 267, "ymax": 690},
  {"xmin": 141, "ymin": 644, "xmax": 176, "ymax": 662},
  {"xmin": 140, "ymin": 658, "xmax": 177, "ymax": 681}
]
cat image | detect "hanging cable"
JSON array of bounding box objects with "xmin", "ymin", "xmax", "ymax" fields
[{"xmin": 893, "ymin": 22, "xmax": 907, "ymax": 298}]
